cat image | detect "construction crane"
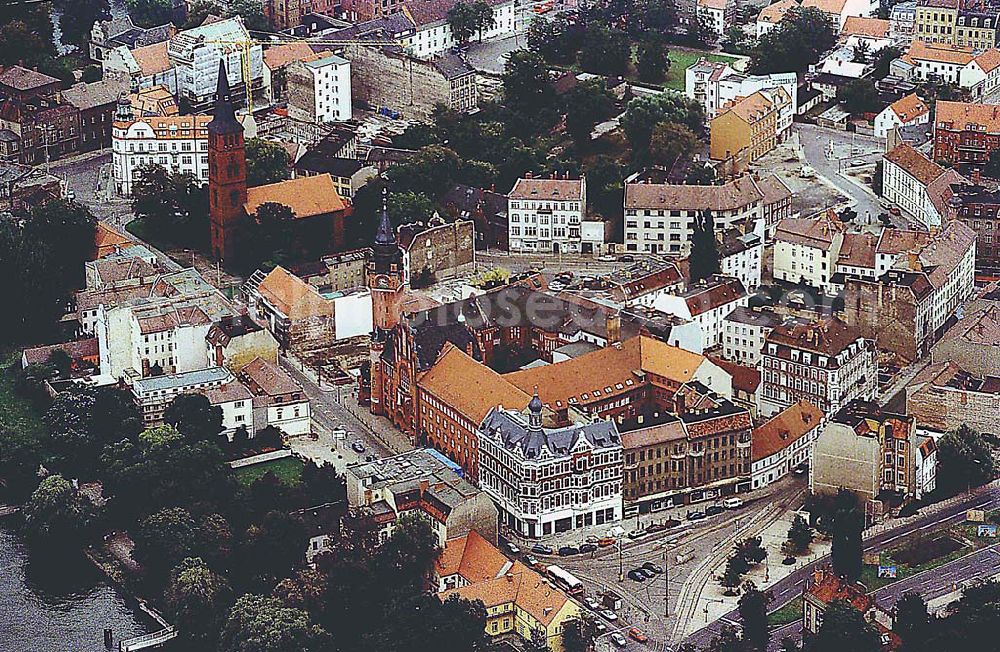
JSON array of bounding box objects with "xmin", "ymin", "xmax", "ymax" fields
[{"xmin": 203, "ymin": 30, "xmax": 404, "ymax": 113}]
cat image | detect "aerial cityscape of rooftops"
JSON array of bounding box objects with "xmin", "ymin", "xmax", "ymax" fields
[{"xmin": 5, "ymin": 0, "xmax": 1000, "ymax": 650}]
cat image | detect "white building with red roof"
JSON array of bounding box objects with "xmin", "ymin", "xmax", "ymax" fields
[
  {"xmin": 751, "ymin": 399, "xmax": 823, "ymax": 489},
  {"xmin": 508, "ymin": 174, "xmax": 590, "ymax": 254}
]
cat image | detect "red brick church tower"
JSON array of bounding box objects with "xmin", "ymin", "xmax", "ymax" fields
[
  {"xmin": 208, "ymin": 59, "xmax": 247, "ymax": 263},
  {"xmin": 367, "ymin": 191, "xmax": 405, "ymax": 416}
]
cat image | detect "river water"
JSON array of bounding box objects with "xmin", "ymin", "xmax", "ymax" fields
[{"xmin": 0, "ymin": 527, "xmax": 152, "ymax": 652}]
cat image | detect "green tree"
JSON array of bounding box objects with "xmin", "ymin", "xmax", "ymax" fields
[
  {"xmin": 620, "ymin": 93, "xmax": 704, "ymax": 158},
  {"xmin": 872, "ymin": 46, "xmax": 901, "ymax": 79},
  {"xmin": 133, "ymin": 507, "xmax": 200, "ymax": 580},
  {"xmin": 838, "ymin": 79, "xmax": 880, "ymax": 114},
  {"xmin": 750, "ymin": 7, "xmax": 836, "ymax": 74},
  {"xmin": 22, "ymin": 474, "xmax": 97, "ymax": 549},
  {"xmin": 82, "ymin": 65, "xmax": 103, "ymax": 83},
  {"xmin": 0, "ymin": 425, "xmax": 42, "ymax": 501},
  {"xmin": 446, "ymin": 1, "xmax": 477, "ymax": 44},
  {"xmin": 183, "ymin": 0, "xmax": 220, "ymax": 28},
  {"xmin": 164, "ymin": 393, "xmax": 224, "ymax": 443},
  {"xmin": 56, "ymin": 0, "xmax": 110, "ymax": 45},
  {"xmin": 563, "ymin": 79, "xmax": 616, "ymax": 144},
  {"xmin": 23, "ymin": 199, "xmax": 97, "ymax": 296},
  {"xmin": 937, "ymin": 424, "xmax": 996, "ymax": 494},
  {"xmin": 127, "ymin": 0, "xmax": 173, "ymax": 27},
  {"xmin": 805, "ymin": 600, "xmax": 880, "ymax": 652},
  {"xmin": 165, "ymin": 557, "xmax": 234, "ymax": 648},
  {"xmin": 228, "ymin": 0, "xmax": 273, "ymax": 31},
  {"xmin": 852, "ymin": 40, "xmax": 871, "ymax": 63},
  {"xmin": 738, "ymin": 582, "xmax": 771, "ymax": 652},
  {"xmin": 830, "ymin": 489, "xmax": 863, "ymax": 582},
  {"xmin": 637, "ymin": 37, "xmax": 670, "ymax": 83},
  {"xmin": 470, "ymin": 0, "xmax": 495, "ymax": 40},
  {"xmin": 237, "ymin": 511, "xmax": 309, "ymax": 592},
  {"xmin": 894, "ymin": 592, "xmax": 930, "ymax": 652},
  {"xmin": 563, "ymin": 616, "xmax": 597, "ymax": 652},
  {"xmin": 737, "ymin": 536, "xmax": 768, "ymax": 566},
  {"xmin": 387, "ymin": 190, "xmax": 436, "ymax": 225},
  {"xmin": 787, "ymin": 515, "xmax": 813, "ymax": 555},
  {"xmin": 502, "ymin": 50, "xmax": 559, "ymax": 137},
  {"xmin": 246, "ymin": 138, "xmax": 291, "ymax": 187},
  {"xmin": 0, "ymin": 20, "xmax": 54, "ymax": 68},
  {"xmin": 579, "ymin": 25, "xmax": 631, "ymax": 76},
  {"xmin": 131, "ymin": 165, "xmax": 209, "ymax": 249},
  {"xmin": 43, "ymin": 386, "xmax": 142, "ymax": 478},
  {"xmin": 690, "ymin": 210, "xmax": 721, "ymax": 283},
  {"xmin": 721, "ymin": 553, "xmax": 749, "ymax": 590},
  {"xmin": 648, "ymin": 121, "xmax": 698, "ymax": 169},
  {"xmin": 220, "ymin": 594, "xmax": 327, "ymax": 652},
  {"xmin": 686, "ymin": 163, "xmax": 717, "ymax": 185},
  {"xmin": 586, "ymin": 155, "xmax": 625, "ymax": 222},
  {"xmin": 527, "ymin": 15, "xmax": 578, "ymax": 64}
]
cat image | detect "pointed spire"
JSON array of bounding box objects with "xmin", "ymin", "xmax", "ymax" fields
[
  {"xmin": 208, "ymin": 58, "xmax": 241, "ymax": 135},
  {"xmin": 375, "ymin": 186, "xmax": 395, "ymax": 247}
]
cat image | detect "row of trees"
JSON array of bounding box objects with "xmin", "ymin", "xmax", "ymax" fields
[{"xmin": 446, "ymin": 0, "xmax": 495, "ymax": 44}]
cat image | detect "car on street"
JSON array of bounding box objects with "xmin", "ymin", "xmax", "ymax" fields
[
  {"xmin": 627, "ymin": 528, "xmax": 646, "ymax": 539},
  {"xmin": 351, "ymin": 441, "xmax": 366, "ymax": 453},
  {"xmin": 686, "ymin": 510, "xmax": 706, "ymax": 521},
  {"xmin": 584, "ymin": 597, "xmax": 602, "ymax": 610},
  {"xmin": 558, "ymin": 545, "xmax": 580, "ymax": 556},
  {"xmin": 595, "ymin": 621, "xmax": 607, "ymax": 634},
  {"xmin": 599, "ymin": 609, "xmax": 618, "ymax": 622},
  {"xmin": 705, "ymin": 505, "xmax": 724, "ymax": 517},
  {"xmin": 610, "ymin": 632, "xmax": 628, "ymax": 647},
  {"xmin": 524, "ymin": 554, "xmax": 540, "ymax": 568},
  {"xmin": 642, "ymin": 562, "xmax": 663, "ymax": 575},
  {"xmin": 507, "ymin": 543, "xmax": 521, "ymax": 555},
  {"xmin": 723, "ymin": 498, "xmax": 744, "ymax": 509},
  {"xmin": 531, "ymin": 543, "xmax": 554, "ymax": 555},
  {"xmin": 618, "ymin": 254, "xmax": 635, "ymax": 262},
  {"xmin": 580, "ymin": 543, "xmax": 597, "ymax": 554},
  {"xmin": 627, "ymin": 569, "xmax": 647, "ymax": 582},
  {"xmin": 629, "ymin": 628, "xmax": 648, "ymax": 643},
  {"xmin": 639, "ymin": 568, "xmax": 657, "ymax": 579},
  {"xmin": 585, "ymin": 535, "xmax": 600, "ymax": 544},
  {"xmin": 598, "ymin": 537, "xmax": 617, "ymax": 547},
  {"xmin": 646, "ymin": 523, "xmax": 666, "ymax": 533}
]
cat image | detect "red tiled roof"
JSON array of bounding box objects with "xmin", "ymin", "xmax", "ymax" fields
[{"xmin": 751, "ymin": 400, "xmax": 822, "ymax": 462}]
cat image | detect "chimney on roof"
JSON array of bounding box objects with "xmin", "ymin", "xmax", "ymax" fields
[{"xmin": 525, "ymin": 171, "xmax": 533, "ymax": 179}]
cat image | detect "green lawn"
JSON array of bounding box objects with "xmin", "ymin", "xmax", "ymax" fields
[
  {"xmin": 234, "ymin": 456, "xmax": 305, "ymax": 487},
  {"xmin": 768, "ymin": 596, "xmax": 802, "ymax": 627},
  {"xmin": 664, "ymin": 51, "xmax": 738, "ymax": 91},
  {"xmin": 0, "ymin": 351, "xmax": 45, "ymax": 440}
]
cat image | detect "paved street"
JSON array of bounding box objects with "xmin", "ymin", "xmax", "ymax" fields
[
  {"xmin": 684, "ymin": 485, "xmax": 1000, "ymax": 650},
  {"xmin": 47, "ymin": 150, "xmax": 135, "ymax": 231},
  {"xmin": 795, "ymin": 123, "xmax": 886, "ymax": 225}
]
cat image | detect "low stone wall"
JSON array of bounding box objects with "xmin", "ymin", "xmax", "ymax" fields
[{"xmin": 228, "ymin": 449, "xmax": 292, "ymax": 469}]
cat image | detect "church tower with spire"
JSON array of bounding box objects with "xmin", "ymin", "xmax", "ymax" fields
[
  {"xmin": 367, "ymin": 190, "xmax": 405, "ymax": 414},
  {"xmin": 208, "ymin": 59, "xmax": 247, "ymax": 263}
]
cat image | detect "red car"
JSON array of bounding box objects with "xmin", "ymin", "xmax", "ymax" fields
[{"xmin": 628, "ymin": 628, "xmax": 648, "ymax": 643}]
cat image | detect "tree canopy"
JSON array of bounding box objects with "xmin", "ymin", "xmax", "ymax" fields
[
  {"xmin": 749, "ymin": 8, "xmax": 836, "ymax": 74},
  {"xmin": 246, "ymin": 138, "xmax": 292, "ymax": 187}
]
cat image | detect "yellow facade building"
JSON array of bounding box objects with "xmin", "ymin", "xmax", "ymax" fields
[
  {"xmin": 710, "ymin": 90, "xmax": 778, "ymax": 173},
  {"xmin": 914, "ymin": 0, "xmax": 959, "ymax": 45}
]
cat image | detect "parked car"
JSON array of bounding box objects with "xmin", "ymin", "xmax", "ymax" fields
[
  {"xmin": 558, "ymin": 545, "xmax": 580, "ymax": 556},
  {"xmin": 351, "ymin": 441, "xmax": 366, "ymax": 453},
  {"xmin": 646, "ymin": 523, "xmax": 666, "ymax": 533},
  {"xmin": 598, "ymin": 537, "xmax": 617, "ymax": 547},
  {"xmin": 525, "ymin": 554, "xmax": 539, "ymax": 568},
  {"xmin": 599, "ymin": 609, "xmax": 618, "ymax": 622},
  {"xmin": 585, "ymin": 535, "xmax": 600, "ymax": 544},
  {"xmin": 507, "ymin": 543, "xmax": 521, "ymax": 555},
  {"xmin": 611, "ymin": 632, "xmax": 628, "ymax": 647},
  {"xmin": 687, "ymin": 510, "xmax": 706, "ymax": 521},
  {"xmin": 629, "ymin": 628, "xmax": 649, "ymax": 643},
  {"xmin": 627, "ymin": 528, "xmax": 647, "ymax": 539},
  {"xmin": 723, "ymin": 497, "xmax": 744, "ymax": 509},
  {"xmin": 639, "ymin": 568, "xmax": 657, "ymax": 579},
  {"xmin": 580, "ymin": 543, "xmax": 598, "ymax": 554},
  {"xmin": 642, "ymin": 562, "xmax": 663, "ymax": 575},
  {"xmin": 531, "ymin": 543, "xmax": 554, "ymax": 555},
  {"xmin": 595, "ymin": 621, "xmax": 607, "ymax": 634},
  {"xmin": 627, "ymin": 569, "xmax": 647, "ymax": 582},
  {"xmin": 618, "ymin": 254, "xmax": 635, "ymax": 262},
  {"xmin": 584, "ymin": 597, "xmax": 602, "ymax": 611},
  {"xmin": 705, "ymin": 505, "xmax": 725, "ymax": 517}
]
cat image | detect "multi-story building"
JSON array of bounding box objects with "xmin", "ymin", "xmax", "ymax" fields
[
  {"xmin": 653, "ymin": 275, "xmax": 749, "ymax": 350},
  {"xmin": 722, "ymin": 306, "xmax": 784, "ymax": 366},
  {"xmin": 238, "ymin": 356, "xmax": 312, "ymax": 436},
  {"xmin": 843, "ymin": 219, "xmax": 977, "ymax": 362},
  {"xmin": 623, "ymin": 174, "xmax": 788, "ymax": 255},
  {"xmin": 812, "ymin": 400, "xmax": 935, "ymax": 504},
  {"xmin": 345, "ymin": 447, "xmax": 499, "ymax": 545},
  {"xmin": 686, "ymin": 59, "xmax": 797, "ymax": 138},
  {"xmin": 760, "ymin": 317, "xmax": 878, "ymax": 417},
  {"xmin": 696, "ymin": 0, "xmax": 731, "ymax": 37},
  {"xmin": 63, "ymin": 79, "xmax": 128, "ymax": 152},
  {"xmin": 710, "ymin": 91, "xmax": 779, "ymax": 172},
  {"xmin": 955, "ymin": 7, "xmax": 1000, "ymax": 50},
  {"xmin": 718, "ymin": 227, "xmax": 763, "ymax": 291},
  {"xmin": 621, "ymin": 398, "xmax": 753, "ymax": 512},
  {"xmin": 111, "ymin": 113, "xmax": 210, "ymax": 196},
  {"xmin": 286, "ymin": 53, "xmax": 352, "ymax": 124},
  {"xmin": 478, "ymin": 392, "xmax": 623, "ymax": 539},
  {"xmin": 755, "ymin": 0, "xmax": 797, "ymax": 36},
  {"xmin": 166, "ymin": 17, "xmax": 264, "ymax": 112},
  {"xmin": 102, "ymin": 41, "xmax": 180, "ymax": 97},
  {"xmin": 901, "ymin": 39, "xmax": 973, "ymax": 85},
  {"xmin": 204, "ymin": 380, "xmax": 255, "ymax": 438},
  {"xmin": 508, "ymin": 176, "xmax": 588, "ymax": 254},
  {"xmin": 881, "ymin": 143, "xmax": 949, "ymax": 228},
  {"xmin": 914, "ymin": 0, "xmax": 960, "ymax": 45},
  {"xmin": 750, "ymin": 399, "xmax": 823, "ymax": 490},
  {"xmin": 802, "ymin": 569, "xmax": 893, "ymax": 638},
  {"xmin": 131, "ymin": 366, "xmax": 234, "ymax": 424},
  {"xmin": 891, "ymin": 1, "xmax": 917, "ymax": 39},
  {"xmin": 89, "ymin": 14, "xmax": 175, "ymax": 63},
  {"xmin": 906, "ymin": 360, "xmax": 1000, "ymax": 434},
  {"xmin": 946, "ymin": 180, "xmax": 1000, "ymax": 272},
  {"xmin": 800, "ymin": 0, "xmax": 872, "ymax": 30},
  {"xmin": 772, "ymin": 210, "xmax": 846, "ymax": 294},
  {"xmin": 873, "ymin": 93, "xmax": 929, "ymax": 139},
  {"xmin": 934, "ymin": 100, "xmax": 1000, "ymax": 168},
  {"xmin": 403, "ymin": 0, "xmax": 524, "ymax": 59}
]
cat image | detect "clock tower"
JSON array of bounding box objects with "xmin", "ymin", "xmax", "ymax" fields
[{"xmin": 367, "ymin": 191, "xmax": 405, "ymax": 414}]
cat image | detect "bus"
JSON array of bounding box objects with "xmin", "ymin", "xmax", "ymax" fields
[{"xmin": 546, "ymin": 565, "xmax": 585, "ymax": 596}]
